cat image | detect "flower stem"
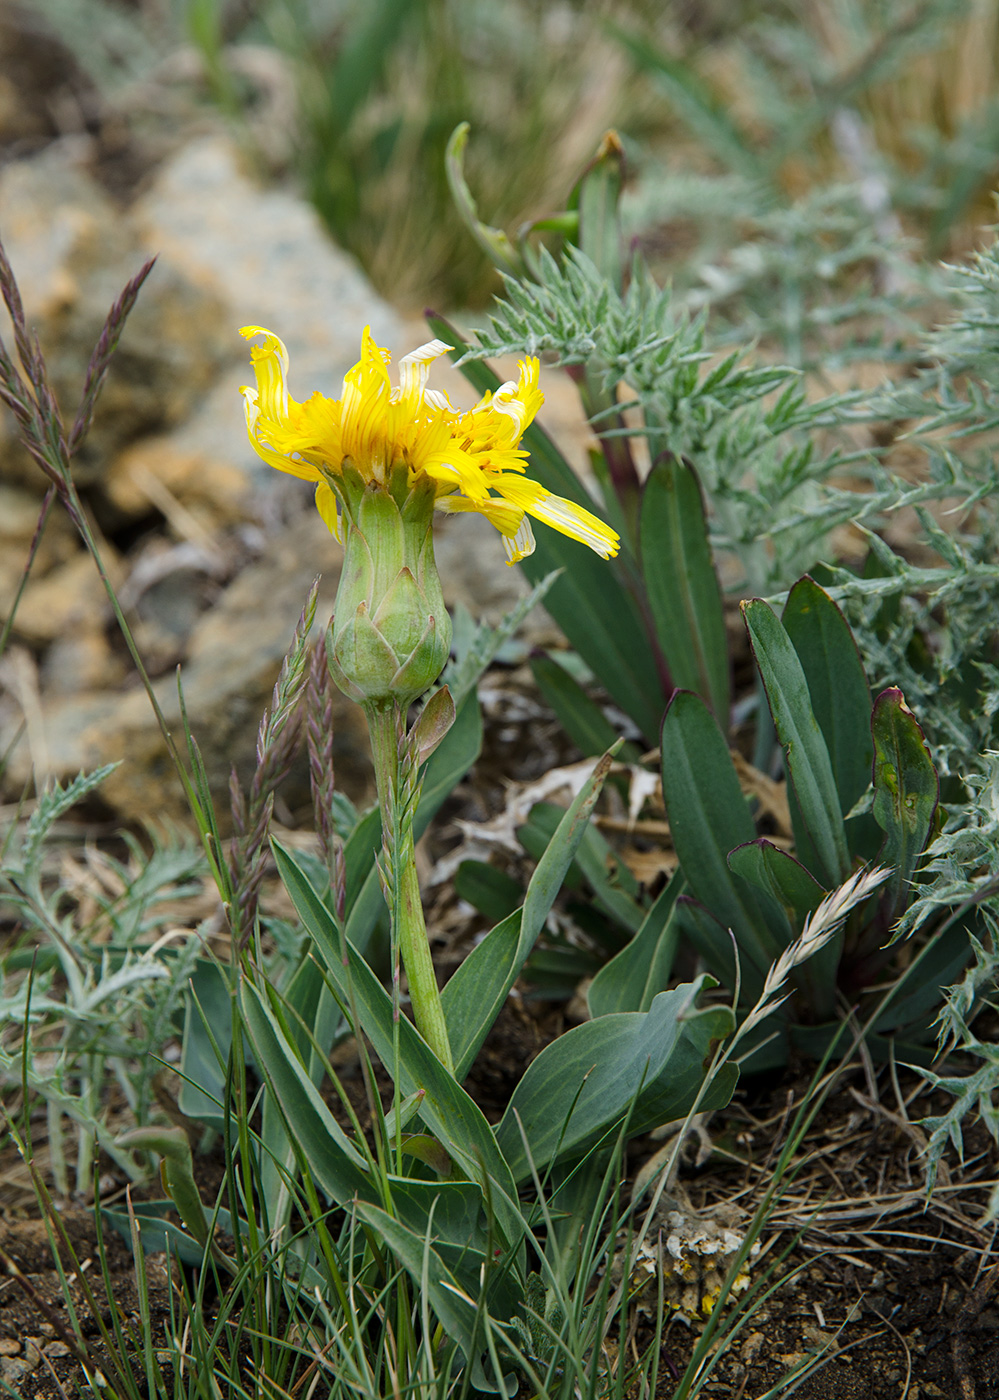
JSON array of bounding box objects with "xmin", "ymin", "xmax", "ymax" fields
[{"xmin": 365, "ymin": 699, "xmax": 455, "ymax": 1075}]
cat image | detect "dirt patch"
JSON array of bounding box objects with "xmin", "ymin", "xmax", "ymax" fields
[{"xmin": 2, "ymin": 1062, "xmax": 996, "ymax": 1399}]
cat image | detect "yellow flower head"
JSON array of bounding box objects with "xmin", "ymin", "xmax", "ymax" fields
[{"xmin": 239, "ymin": 326, "xmax": 620, "ymax": 564}]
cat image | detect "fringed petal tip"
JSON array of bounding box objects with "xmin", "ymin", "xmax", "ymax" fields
[
  {"xmin": 502, "ymin": 518, "xmax": 536, "ymax": 564},
  {"xmin": 239, "ymin": 324, "xmax": 280, "ymax": 346}
]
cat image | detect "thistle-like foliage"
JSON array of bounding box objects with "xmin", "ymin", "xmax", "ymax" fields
[
  {"xmin": 919, "ymin": 927, "xmax": 999, "ymax": 1214},
  {"xmin": 228, "ymin": 580, "xmax": 319, "ymax": 938},
  {"xmin": 2, "ymin": 770, "xmax": 206, "ymax": 1187},
  {"xmin": 464, "ymin": 247, "xmax": 887, "ymax": 590},
  {"xmin": 816, "ymin": 236, "xmax": 999, "ymax": 783},
  {"xmin": 897, "ymin": 757, "xmax": 999, "ymax": 940}
]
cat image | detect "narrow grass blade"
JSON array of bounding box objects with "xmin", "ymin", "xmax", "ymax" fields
[{"xmin": 441, "ymin": 750, "xmax": 617, "ymax": 1078}]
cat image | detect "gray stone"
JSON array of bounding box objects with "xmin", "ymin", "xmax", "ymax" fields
[
  {"xmin": 0, "ymin": 514, "xmax": 371, "ymax": 825},
  {"xmin": 0, "ymin": 139, "xmax": 231, "ymax": 490},
  {"xmin": 0, "ymin": 484, "xmax": 78, "ymax": 618},
  {"xmin": 129, "ymin": 133, "xmax": 400, "ymax": 494}
]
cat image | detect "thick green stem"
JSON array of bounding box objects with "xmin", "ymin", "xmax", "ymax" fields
[{"xmin": 365, "ymin": 700, "xmax": 455, "ymax": 1075}]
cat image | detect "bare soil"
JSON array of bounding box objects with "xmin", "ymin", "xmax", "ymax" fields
[
  {"xmin": 2, "ymin": 1038, "xmax": 997, "ymax": 1399},
  {"xmin": 1, "ymin": 604, "xmax": 995, "ymax": 1400}
]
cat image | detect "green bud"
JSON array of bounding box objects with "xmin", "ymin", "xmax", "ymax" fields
[{"xmin": 326, "ymin": 464, "xmax": 452, "ymax": 707}]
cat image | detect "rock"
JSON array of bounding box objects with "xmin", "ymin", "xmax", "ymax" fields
[
  {"xmin": 131, "ymin": 133, "xmax": 398, "ymax": 386},
  {"xmin": 126, "ymin": 133, "xmax": 401, "ymax": 498},
  {"xmin": 0, "ymin": 484, "xmax": 78, "ymax": 616},
  {"xmin": 41, "ymin": 627, "xmax": 126, "ymax": 697},
  {"xmin": 12, "ymin": 547, "xmax": 121, "ymax": 645},
  {"xmin": 0, "ymin": 1355, "xmax": 32, "ymax": 1387},
  {"xmin": 88, "ymin": 132, "xmax": 404, "ymax": 534},
  {"xmin": 105, "ymin": 437, "xmax": 254, "ymax": 528},
  {"xmin": 0, "ymin": 139, "xmax": 231, "ymax": 491},
  {"xmin": 0, "ymin": 514, "xmax": 371, "ymax": 824},
  {"xmin": 0, "ymin": 6, "xmax": 100, "ymax": 149}
]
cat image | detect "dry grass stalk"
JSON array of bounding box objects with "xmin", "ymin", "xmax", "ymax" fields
[{"xmin": 741, "ymin": 864, "xmax": 892, "ymax": 1037}]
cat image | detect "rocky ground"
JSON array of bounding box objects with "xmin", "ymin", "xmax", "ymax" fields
[
  {"xmin": 0, "ymin": 114, "xmax": 589, "ymax": 830},
  {"xmin": 1, "ymin": 14, "xmax": 998, "ymax": 1400}
]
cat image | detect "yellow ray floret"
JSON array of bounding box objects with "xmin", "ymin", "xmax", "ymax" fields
[{"xmin": 239, "ymin": 326, "xmax": 620, "ymax": 564}]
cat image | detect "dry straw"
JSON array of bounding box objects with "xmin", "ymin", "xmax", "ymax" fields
[{"xmin": 740, "ymin": 864, "xmax": 892, "ymax": 1039}]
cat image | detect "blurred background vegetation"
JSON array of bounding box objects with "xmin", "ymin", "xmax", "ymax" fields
[{"xmin": 8, "ymin": 0, "xmax": 999, "ymax": 311}]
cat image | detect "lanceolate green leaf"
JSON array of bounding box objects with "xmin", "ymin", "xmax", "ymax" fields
[
  {"xmin": 530, "ymin": 653, "xmax": 622, "ymax": 759},
  {"xmin": 727, "ymin": 838, "xmax": 836, "ymax": 1017},
  {"xmin": 260, "ymin": 951, "xmax": 345, "ymax": 1209},
  {"xmin": 242, "ymin": 977, "xmax": 502, "ymax": 1259},
  {"xmin": 178, "ymin": 960, "xmax": 233, "ymax": 1128},
  {"xmin": 641, "ymin": 457, "xmax": 730, "ymax": 725},
  {"xmin": 270, "ymin": 839, "xmax": 523, "ymax": 1248},
  {"xmin": 517, "ymin": 798, "xmax": 643, "ymax": 933},
  {"xmin": 240, "ymin": 979, "xmax": 371, "ymax": 1202},
  {"xmin": 517, "ymin": 502, "xmax": 664, "ymax": 742},
  {"xmin": 587, "ymin": 869, "xmax": 684, "ymax": 1018},
  {"xmin": 673, "ymin": 897, "xmax": 744, "ymax": 994},
  {"xmin": 781, "ymin": 577, "xmax": 873, "ymax": 825},
  {"xmin": 727, "ymin": 840, "xmax": 826, "ymax": 916},
  {"xmin": 743, "ymin": 599, "xmax": 849, "ymax": 887},
  {"xmin": 871, "ymin": 688, "xmax": 939, "ymax": 914},
  {"xmin": 441, "ymin": 751, "xmax": 617, "ymax": 1078},
  {"xmin": 352, "ymin": 1201, "xmax": 517, "ymax": 1383},
  {"xmin": 496, "ymin": 980, "xmax": 736, "ymax": 1181},
  {"xmin": 102, "ymin": 1201, "xmax": 241, "ymax": 1271},
  {"xmin": 453, "ymin": 861, "xmax": 523, "ymax": 924},
  {"xmin": 343, "ymin": 807, "xmax": 382, "ymax": 915},
  {"xmin": 427, "ymin": 314, "xmax": 664, "ymax": 742},
  {"xmin": 660, "ymin": 690, "xmax": 786, "ymax": 986}
]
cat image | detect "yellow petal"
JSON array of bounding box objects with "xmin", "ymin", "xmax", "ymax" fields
[
  {"xmin": 492, "ymin": 475, "xmax": 620, "ymax": 558},
  {"xmin": 241, "ymin": 385, "xmax": 320, "ymax": 482},
  {"xmin": 397, "ymin": 338, "xmax": 453, "ymax": 414},
  {"xmin": 315, "ymin": 479, "xmax": 341, "ymax": 538},
  {"xmin": 437, "ymin": 492, "xmax": 522, "ymax": 533},
  {"xmin": 240, "ymin": 326, "xmax": 291, "ymax": 420}
]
